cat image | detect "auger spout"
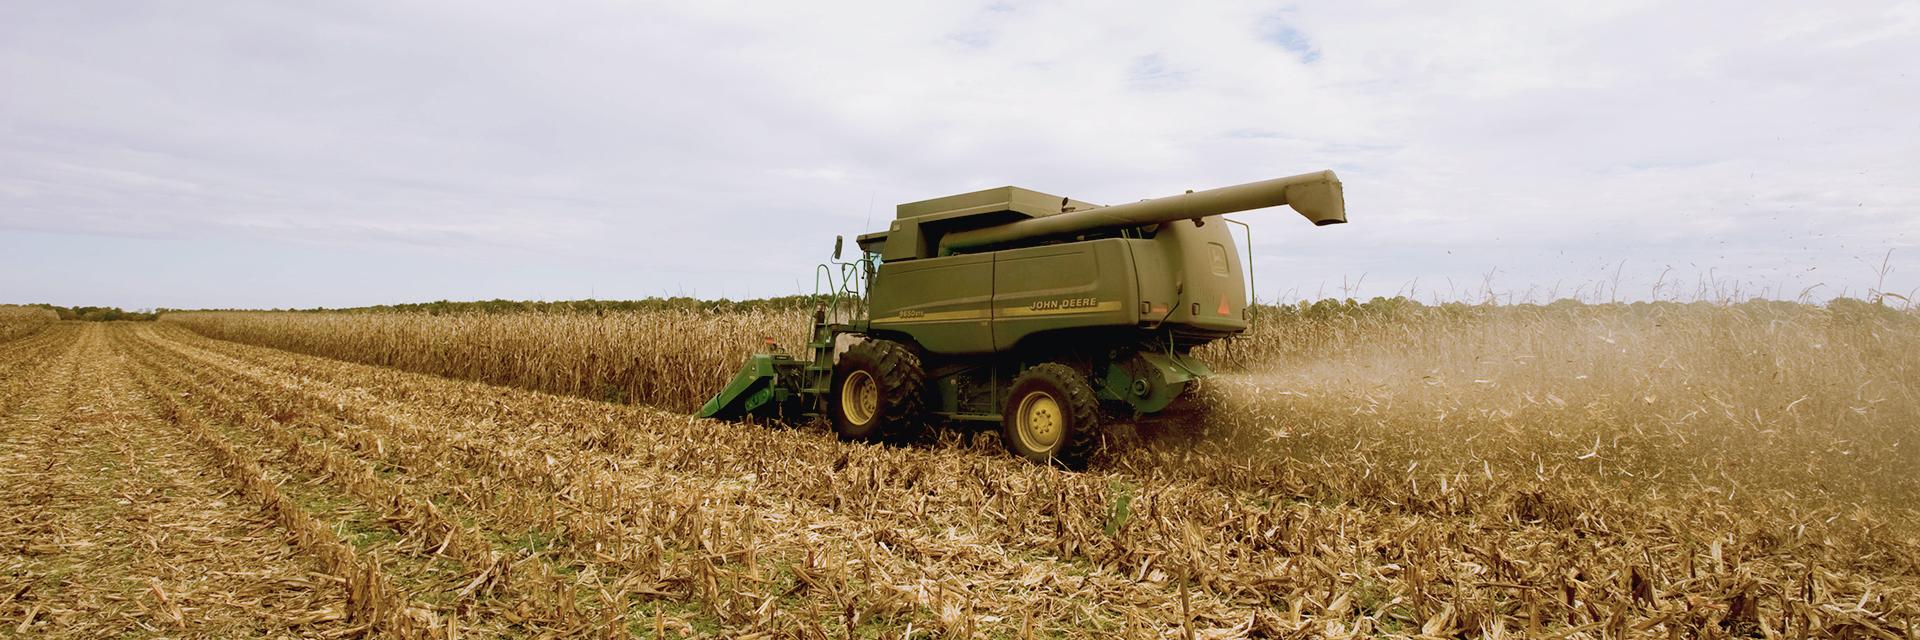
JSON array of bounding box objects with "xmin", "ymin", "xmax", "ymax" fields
[{"xmin": 938, "ymin": 170, "xmax": 1344, "ymax": 253}]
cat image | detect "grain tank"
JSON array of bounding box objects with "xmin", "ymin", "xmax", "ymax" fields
[{"xmin": 699, "ymin": 170, "xmax": 1345, "ymax": 466}]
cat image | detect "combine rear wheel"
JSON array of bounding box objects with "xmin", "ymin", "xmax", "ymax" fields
[
  {"xmin": 1002, "ymin": 363, "xmax": 1103, "ymax": 468},
  {"xmin": 830, "ymin": 339, "xmax": 925, "ymax": 442}
]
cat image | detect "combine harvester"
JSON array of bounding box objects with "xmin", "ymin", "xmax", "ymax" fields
[{"xmin": 700, "ymin": 170, "xmax": 1346, "ymax": 466}]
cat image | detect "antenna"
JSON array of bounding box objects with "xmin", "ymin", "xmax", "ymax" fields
[{"xmin": 864, "ymin": 191, "xmax": 875, "ymax": 230}]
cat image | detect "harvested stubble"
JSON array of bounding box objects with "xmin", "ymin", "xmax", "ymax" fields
[
  {"xmin": 0, "ymin": 325, "xmax": 358, "ymax": 636},
  {"xmin": 117, "ymin": 329, "xmax": 587, "ymax": 630},
  {"xmin": 128, "ymin": 363, "xmax": 435, "ymax": 637},
  {"xmin": 133, "ymin": 298, "xmax": 1920, "ymax": 637}
]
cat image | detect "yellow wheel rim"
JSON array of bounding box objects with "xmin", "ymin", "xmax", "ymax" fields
[
  {"xmin": 842, "ymin": 370, "xmax": 878, "ymax": 425},
  {"xmin": 1014, "ymin": 391, "xmax": 1063, "ymax": 453}
]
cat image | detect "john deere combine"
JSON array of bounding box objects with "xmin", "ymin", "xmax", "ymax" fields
[{"xmin": 698, "ymin": 170, "xmax": 1346, "ymax": 466}]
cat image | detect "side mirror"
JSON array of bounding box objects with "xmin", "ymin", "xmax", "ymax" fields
[{"xmin": 833, "ymin": 235, "xmax": 844, "ymax": 260}]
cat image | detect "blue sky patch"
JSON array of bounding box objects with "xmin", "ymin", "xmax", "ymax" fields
[{"xmin": 1259, "ymin": 16, "xmax": 1322, "ymax": 64}]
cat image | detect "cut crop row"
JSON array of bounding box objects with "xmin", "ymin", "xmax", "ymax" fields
[
  {"xmin": 119, "ymin": 327, "xmax": 605, "ymax": 632},
  {"xmin": 115, "ymin": 330, "xmax": 463, "ymax": 637}
]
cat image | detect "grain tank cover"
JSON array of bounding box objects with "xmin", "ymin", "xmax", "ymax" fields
[
  {"xmin": 897, "ymin": 186, "xmax": 1068, "ymax": 220},
  {"xmin": 879, "ymin": 186, "xmax": 1097, "ymax": 262}
]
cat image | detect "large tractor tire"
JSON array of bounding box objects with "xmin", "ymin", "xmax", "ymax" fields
[
  {"xmin": 1001, "ymin": 363, "xmax": 1103, "ymax": 468},
  {"xmin": 830, "ymin": 339, "xmax": 925, "ymax": 442}
]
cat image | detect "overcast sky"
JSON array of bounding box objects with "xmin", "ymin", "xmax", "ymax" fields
[{"xmin": 2, "ymin": 1, "xmax": 1915, "ymax": 310}]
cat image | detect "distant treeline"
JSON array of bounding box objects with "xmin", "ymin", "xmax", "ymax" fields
[
  {"xmin": 168, "ymin": 293, "xmax": 1916, "ymax": 319},
  {"xmin": 179, "ymin": 295, "xmax": 836, "ymax": 315},
  {"xmin": 22, "ymin": 304, "xmax": 158, "ymax": 322}
]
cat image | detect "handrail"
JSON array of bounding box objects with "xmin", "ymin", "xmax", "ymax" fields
[
  {"xmin": 812, "ymin": 257, "xmax": 872, "ymax": 325},
  {"xmin": 1224, "ymin": 217, "xmax": 1256, "ymax": 323}
]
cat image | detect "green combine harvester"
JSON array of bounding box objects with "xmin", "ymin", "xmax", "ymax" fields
[{"xmin": 699, "ymin": 170, "xmax": 1346, "ymax": 466}]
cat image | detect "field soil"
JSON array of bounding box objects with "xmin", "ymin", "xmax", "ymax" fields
[{"xmin": 1, "ymin": 321, "xmax": 1916, "ymax": 638}]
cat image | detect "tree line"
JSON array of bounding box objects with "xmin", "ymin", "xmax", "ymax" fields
[{"xmin": 24, "ymin": 304, "xmax": 160, "ymax": 322}]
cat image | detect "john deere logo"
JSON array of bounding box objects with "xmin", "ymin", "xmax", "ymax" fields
[{"xmin": 1031, "ymin": 298, "xmax": 1098, "ymax": 311}]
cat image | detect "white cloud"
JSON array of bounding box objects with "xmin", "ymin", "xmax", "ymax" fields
[{"xmin": 1, "ymin": 0, "xmax": 1914, "ymax": 308}]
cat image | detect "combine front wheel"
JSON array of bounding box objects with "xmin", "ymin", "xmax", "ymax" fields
[
  {"xmin": 1002, "ymin": 363, "xmax": 1103, "ymax": 468},
  {"xmin": 830, "ymin": 339, "xmax": 925, "ymax": 442}
]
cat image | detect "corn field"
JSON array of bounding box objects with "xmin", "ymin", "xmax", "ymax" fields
[
  {"xmin": 0, "ymin": 304, "xmax": 58, "ymax": 343},
  {"xmin": 164, "ymin": 309, "xmax": 810, "ymax": 412},
  {"xmin": 0, "ymin": 300, "xmax": 1913, "ymax": 637}
]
